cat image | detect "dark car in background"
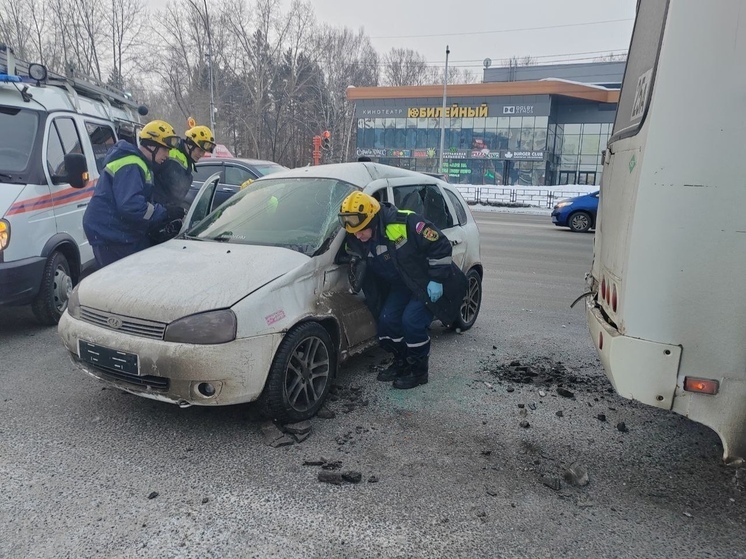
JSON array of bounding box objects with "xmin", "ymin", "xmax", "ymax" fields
[
  {"xmin": 551, "ymin": 191, "xmax": 599, "ymax": 232},
  {"xmin": 185, "ymin": 158, "xmax": 288, "ymax": 211}
]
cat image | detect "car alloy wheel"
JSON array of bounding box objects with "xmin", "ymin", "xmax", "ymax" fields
[{"xmin": 259, "ymin": 322, "xmax": 335, "ymax": 423}]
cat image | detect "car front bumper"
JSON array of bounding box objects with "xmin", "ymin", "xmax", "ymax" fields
[{"xmin": 58, "ymin": 311, "xmax": 283, "ymax": 406}]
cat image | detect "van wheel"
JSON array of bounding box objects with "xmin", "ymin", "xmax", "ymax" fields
[
  {"xmin": 453, "ymin": 268, "xmax": 482, "ymax": 331},
  {"xmin": 258, "ymin": 322, "xmax": 335, "ymax": 424},
  {"xmin": 32, "ymin": 251, "xmax": 72, "ymax": 326}
]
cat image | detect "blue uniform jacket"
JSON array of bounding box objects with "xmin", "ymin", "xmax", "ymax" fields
[{"xmin": 83, "ymin": 140, "xmax": 168, "ymax": 246}]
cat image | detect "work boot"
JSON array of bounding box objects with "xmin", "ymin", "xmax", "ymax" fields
[
  {"xmin": 393, "ymin": 355, "xmax": 429, "ymax": 389},
  {"xmin": 377, "ymin": 357, "xmax": 409, "ymax": 382}
]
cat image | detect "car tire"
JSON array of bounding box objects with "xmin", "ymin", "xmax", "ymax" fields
[
  {"xmin": 31, "ymin": 251, "xmax": 73, "ymax": 326},
  {"xmin": 259, "ymin": 322, "xmax": 336, "ymax": 424},
  {"xmin": 453, "ymin": 268, "xmax": 482, "ymax": 331},
  {"xmin": 568, "ymin": 211, "xmax": 593, "ymax": 233}
]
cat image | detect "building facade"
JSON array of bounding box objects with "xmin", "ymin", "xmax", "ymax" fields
[{"xmin": 347, "ymin": 62, "xmax": 624, "ymax": 186}]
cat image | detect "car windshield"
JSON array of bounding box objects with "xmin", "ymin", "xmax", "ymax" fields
[
  {"xmin": 186, "ymin": 177, "xmax": 357, "ymax": 256},
  {"xmin": 252, "ymin": 163, "xmax": 287, "ymax": 177},
  {"xmin": 0, "ymin": 106, "xmax": 38, "ymax": 175}
]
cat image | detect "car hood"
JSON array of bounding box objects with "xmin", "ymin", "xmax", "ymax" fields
[
  {"xmin": 78, "ymin": 240, "xmax": 310, "ymax": 322},
  {"xmin": 0, "ymin": 184, "xmax": 24, "ymax": 217}
]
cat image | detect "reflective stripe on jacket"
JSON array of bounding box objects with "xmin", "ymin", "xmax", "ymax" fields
[{"xmin": 83, "ymin": 140, "xmax": 166, "ymax": 246}]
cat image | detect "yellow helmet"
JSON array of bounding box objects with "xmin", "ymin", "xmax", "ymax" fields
[
  {"xmin": 138, "ymin": 120, "xmax": 180, "ymax": 149},
  {"xmin": 185, "ymin": 125, "xmax": 216, "ymax": 153},
  {"xmin": 339, "ymin": 191, "xmax": 380, "ymax": 233}
]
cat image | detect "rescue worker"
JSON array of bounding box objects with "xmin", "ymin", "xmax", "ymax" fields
[
  {"xmin": 152, "ymin": 119, "xmax": 215, "ymax": 212},
  {"xmin": 83, "ymin": 120, "xmax": 183, "ymax": 268},
  {"xmin": 339, "ymin": 192, "xmax": 468, "ymax": 389}
]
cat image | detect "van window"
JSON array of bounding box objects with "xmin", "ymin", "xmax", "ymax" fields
[
  {"xmin": 47, "ymin": 118, "xmax": 83, "ymax": 177},
  {"xmin": 0, "ymin": 106, "xmax": 38, "ymax": 173},
  {"xmin": 85, "ymin": 122, "xmax": 116, "ymax": 171}
]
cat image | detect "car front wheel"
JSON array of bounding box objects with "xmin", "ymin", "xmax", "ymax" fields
[
  {"xmin": 568, "ymin": 211, "xmax": 592, "ymax": 233},
  {"xmin": 259, "ymin": 322, "xmax": 335, "ymax": 423}
]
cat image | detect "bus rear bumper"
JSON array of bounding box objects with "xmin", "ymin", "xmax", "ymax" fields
[
  {"xmin": 586, "ymin": 302, "xmax": 681, "ymax": 410},
  {"xmin": 587, "ymin": 300, "xmax": 746, "ymax": 464}
]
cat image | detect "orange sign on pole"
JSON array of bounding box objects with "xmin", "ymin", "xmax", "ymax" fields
[{"xmin": 312, "ymin": 135, "xmax": 322, "ymax": 166}]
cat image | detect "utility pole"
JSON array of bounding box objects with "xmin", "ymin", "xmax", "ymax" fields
[
  {"xmin": 438, "ymin": 45, "xmax": 450, "ymax": 175},
  {"xmin": 203, "ymin": 0, "xmax": 215, "ymax": 133}
]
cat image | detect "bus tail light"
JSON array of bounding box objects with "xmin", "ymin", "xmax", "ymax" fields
[
  {"xmin": 611, "ymin": 284, "xmax": 618, "ymax": 312},
  {"xmin": 683, "ymin": 377, "xmax": 719, "ymax": 395},
  {"xmin": 601, "ymin": 278, "xmax": 607, "ymax": 302},
  {"xmin": 598, "ymin": 332, "xmax": 604, "ymax": 350}
]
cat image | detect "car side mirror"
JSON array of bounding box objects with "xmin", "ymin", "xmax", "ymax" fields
[{"xmin": 63, "ymin": 153, "xmax": 89, "ymax": 188}]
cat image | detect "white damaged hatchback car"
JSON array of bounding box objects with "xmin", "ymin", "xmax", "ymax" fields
[{"xmin": 58, "ymin": 162, "xmax": 482, "ymax": 422}]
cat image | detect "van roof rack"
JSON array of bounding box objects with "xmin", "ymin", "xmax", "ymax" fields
[{"xmin": 0, "ymin": 44, "xmax": 144, "ymax": 112}]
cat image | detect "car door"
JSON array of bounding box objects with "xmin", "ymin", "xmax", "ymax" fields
[
  {"xmin": 181, "ymin": 173, "xmax": 221, "ymax": 233},
  {"xmin": 388, "ymin": 179, "xmax": 467, "ymax": 270}
]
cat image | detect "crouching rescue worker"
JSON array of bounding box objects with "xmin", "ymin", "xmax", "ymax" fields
[
  {"xmin": 339, "ymin": 192, "xmax": 467, "ymax": 389},
  {"xmin": 83, "ymin": 120, "xmax": 184, "ymax": 268},
  {"xmin": 149, "ymin": 118, "xmax": 216, "ymax": 244}
]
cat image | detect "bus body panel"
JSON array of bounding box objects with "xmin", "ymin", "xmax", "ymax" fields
[{"xmin": 588, "ymin": 0, "xmax": 746, "ymax": 463}]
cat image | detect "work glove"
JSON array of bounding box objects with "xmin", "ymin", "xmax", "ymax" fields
[
  {"xmin": 348, "ymin": 256, "xmax": 367, "ymax": 294},
  {"xmin": 427, "ymin": 281, "xmax": 443, "ymax": 303},
  {"xmin": 166, "ymin": 205, "xmax": 186, "ymax": 222}
]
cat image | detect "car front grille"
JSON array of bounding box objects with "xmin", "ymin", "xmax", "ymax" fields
[{"xmin": 80, "ymin": 307, "xmax": 167, "ymax": 340}]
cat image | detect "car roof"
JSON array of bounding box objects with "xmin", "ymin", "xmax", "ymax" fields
[
  {"xmin": 196, "ymin": 157, "xmax": 285, "ymax": 167},
  {"xmin": 254, "ymin": 162, "xmax": 443, "ymax": 189}
]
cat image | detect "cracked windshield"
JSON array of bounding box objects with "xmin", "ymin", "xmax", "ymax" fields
[{"xmin": 186, "ymin": 177, "xmax": 356, "ymax": 256}]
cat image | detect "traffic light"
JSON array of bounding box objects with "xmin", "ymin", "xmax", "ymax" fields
[{"xmin": 321, "ymin": 130, "xmax": 331, "ymax": 150}]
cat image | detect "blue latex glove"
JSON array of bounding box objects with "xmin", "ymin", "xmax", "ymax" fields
[{"xmin": 427, "ymin": 281, "xmax": 443, "ymax": 303}]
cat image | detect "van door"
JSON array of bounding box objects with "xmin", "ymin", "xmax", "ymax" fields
[{"xmin": 45, "ymin": 115, "xmax": 93, "ymax": 264}]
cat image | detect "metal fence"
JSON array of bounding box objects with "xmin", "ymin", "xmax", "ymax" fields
[{"xmin": 455, "ymin": 186, "xmax": 589, "ymax": 209}]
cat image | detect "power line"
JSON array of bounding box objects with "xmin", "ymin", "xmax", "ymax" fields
[
  {"xmin": 429, "ymin": 48, "xmax": 629, "ymax": 64},
  {"xmin": 369, "ymin": 18, "xmax": 634, "ymax": 40}
]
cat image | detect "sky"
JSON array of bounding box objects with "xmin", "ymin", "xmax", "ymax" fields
[{"xmin": 308, "ymin": 0, "xmax": 637, "ymax": 70}]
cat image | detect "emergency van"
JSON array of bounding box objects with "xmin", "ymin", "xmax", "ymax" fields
[{"xmin": 0, "ymin": 44, "xmax": 147, "ymax": 325}]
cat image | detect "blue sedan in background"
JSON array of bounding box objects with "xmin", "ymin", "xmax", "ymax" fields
[{"xmin": 551, "ymin": 191, "xmax": 599, "ymax": 232}]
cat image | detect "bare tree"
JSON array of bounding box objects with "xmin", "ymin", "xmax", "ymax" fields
[
  {"xmin": 107, "ymin": 0, "xmax": 146, "ymax": 88},
  {"xmin": 382, "ymin": 48, "xmax": 429, "ymax": 86}
]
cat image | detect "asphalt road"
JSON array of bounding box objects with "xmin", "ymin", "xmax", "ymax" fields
[{"xmin": 1, "ymin": 212, "xmax": 743, "ymax": 559}]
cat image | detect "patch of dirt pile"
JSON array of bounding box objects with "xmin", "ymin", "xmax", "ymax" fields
[{"xmin": 483, "ymin": 356, "xmax": 613, "ymax": 394}]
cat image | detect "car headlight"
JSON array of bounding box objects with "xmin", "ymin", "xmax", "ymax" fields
[
  {"xmin": 0, "ymin": 219, "xmax": 10, "ymax": 251},
  {"xmin": 554, "ymin": 201, "xmax": 572, "ymax": 209},
  {"xmin": 164, "ymin": 309, "xmax": 237, "ymax": 344},
  {"xmin": 67, "ymin": 285, "xmax": 81, "ymax": 319}
]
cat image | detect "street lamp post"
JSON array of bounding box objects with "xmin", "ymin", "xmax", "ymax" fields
[{"xmin": 438, "ymin": 45, "xmax": 450, "ymax": 174}]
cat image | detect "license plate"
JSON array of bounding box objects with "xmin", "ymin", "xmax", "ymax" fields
[
  {"xmin": 78, "ymin": 340, "xmax": 139, "ymax": 375},
  {"xmin": 551, "ymin": 216, "xmax": 558, "ymax": 223}
]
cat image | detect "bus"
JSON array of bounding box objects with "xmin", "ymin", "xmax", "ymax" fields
[{"xmin": 586, "ymin": 0, "xmax": 746, "ymax": 464}]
